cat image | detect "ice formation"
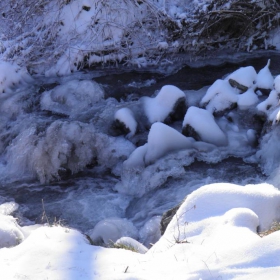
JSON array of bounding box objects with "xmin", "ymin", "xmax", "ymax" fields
[{"xmin": 40, "ymin": 79, "xmax": 104, "ymax": 116}]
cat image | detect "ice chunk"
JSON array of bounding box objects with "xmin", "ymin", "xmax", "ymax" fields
[
  {"xmin": 114, "ymin": 237, "xmax": 148, "ymax": 254},
  {"xmin": 88, "ymin": 218, "xmax": 138, "ymax": 245},
  {"xmin": 114, "ymin": 107, "xmax": 137, "ymax": 138},
  {"xmin": 144, "ymin": 122, "xmax": 195, "ymax": 165},
  {"xmin": 237, "ymin": 88, "xmax": 259, "ymax": 109},
  {"xmin": 226, "ymin": 66, "xmax": 257, "ymax": 89},
  {"xmin": 0, "ymin": 213, "xmax": 24, "ymax": 248},
  {"xmin": 40, "ymin": 79, "xmax": 104, "ymax": 116},
  {"xmin": 139, "ymin": 216, "xmax": 161, "ymax": 248},
  {"xmin": 257, "ymin": 59, "xmax": 274, "ymax": 90},
  {"xmin": 182, "ymin": 106, "xmax": 227, "ymax": 146},
  {"xmin": 143, "ymin": 85, "xmax": 186, "ymax": 124},
  {"xmin": 200, "ymin": 79, "xmax": 238, "ymax": 114}
]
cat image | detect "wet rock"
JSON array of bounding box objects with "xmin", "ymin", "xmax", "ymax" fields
[
  {"xmin": 229, "ymin": 79, "xmax": 248, "ymax": 92},
  {"xmin": 160, "ymin": 204, "xmax": 181, "ymax": 235},
  {"xmin": 182, "ymin": 124, "xmax": 201, "ymax": 141}
]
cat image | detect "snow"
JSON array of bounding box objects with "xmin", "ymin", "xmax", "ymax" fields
[
  {"xmin": 183, "ymin": 106, "xmax": 227, "ymax": 146},
  {"xmin": 1, "ymin": 182, "xmax": 280, "ymax": 279},
  {"xmin": 200, "ymin": 79, "xmax": 238, "ymax": 113},
  {"xmin": 115, "ymin": 237, "xmax": 148, "ymax": 254},
  {"xmin": 143, "ymin": 85, "xmax": 186, "ymax": 124},
  {"xmin": 114, "ymin": 108, "xmax": 137, "ymax": 138},
  {"xmin": 226, "ymin": 66, "xmax": 257, "ymax": 88},
  {"xmin": 257, "ymin": 89, "xmax": 279, "ymax": 115},
  {"xmin": 237, "ymin": 88, "xmax": 259, "ymax": 109},
  {"xmin": 256, "ymin": 59, "xmax": 274, "ymax": 90}
]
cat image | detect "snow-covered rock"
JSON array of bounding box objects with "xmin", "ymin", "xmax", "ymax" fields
[
  {"xmin": 182, "ymin": 106, "xmax": 227, "ymax": 146},
  {"xmin": 237, "ymin": 87, "xmax": 259, "ymax": 109},
  {"xmin": 87, "ymin": 218, "xmax": 139, "ymax": 245},
  {"xmin": 113, "ymin": 107, "xmax": 137, "ymax": 138},
  {"xmin": 226, "ymin": 66, "xmax": 257, "ymax": 90},
  {"xmin": 40, "ymin": 79, "xmax": 104, "ymax": 116},
  {"xmin": 143, "ymin": 85, "xmax": 186, "ymax": 124},
  {"xmin": 200, "ymin": 79, "xmax": 238, "ymax": 114},
  {"xmin": 114, "ymin": 237, "xmax": 148, "ymax": 254},
  {"xmin": 257, "ymin": 89, "xmax": 279, "ymax": 116}
]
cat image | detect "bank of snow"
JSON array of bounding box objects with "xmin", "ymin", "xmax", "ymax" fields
[{"xmin": 1, "ymin": 182, "xmax": 280, "ymax": 279}]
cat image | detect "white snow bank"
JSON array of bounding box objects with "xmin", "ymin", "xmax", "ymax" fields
[
  {"xmin": 256, "ymin": 59, "xmax": 274, "ymax": 90},
  {"xmin": 2, "ymin": 182, "xmax": 280, "ymax": 279},
  {"xmin": 151, "ymin": 182, "xmax": 280, "ymax": 253},
  {"xmin": 41, "ymin": 79, "xmax": 104, "ymax": 116},
  {"xmin": 114, "ymin": 108, "xmax": 137, "ymax": 137},
  {"xmin": 87, "ymin": 218, "xmax": 138, "ymax": 245},
  {"xmin": 226, "ymin": 66, "xmax": 257, "ymax": 88},
  {"xmin": 0, "ymin": 61, "xmax": 32, "ymax": 94},
  {"xmin": 200, "ymin": 79, "xmax": 238, "ymax": 113},
  {"xmin": 143, "ymin": 85, "xmax": 185, "ymax": 124},
  {"xmin": 183, "ymin": 106, "xmax": 227, "ymax": 146},
  {"xmin": 274, "ymin": 75, "xmax": 280, "ymax": 92}
]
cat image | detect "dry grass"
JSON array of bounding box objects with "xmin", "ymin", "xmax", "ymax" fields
[{"xmin": 258, "ymin": 222, "xmax": 280, "ymax": 238}]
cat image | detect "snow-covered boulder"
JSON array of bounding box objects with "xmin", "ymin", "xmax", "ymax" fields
[
  {"xmin": 226, "ymin": 66, "xmax": 257, "ymax": 91},
  {"xmin": 182, "ymin": 106, "xmax": 227, "ymax": 146},
  {"xmin": 87, "ymin": 218, "xmax": 138, "ymax": 245},
  {"xmin": 114, "ymin": 237, "xmax": 148, "ymax": 254},
  {"xmin": 256, "ymin": 59, "xmax": 274, "ymax": 94},
  {"xmin": 144, "ymin": 122, "xmax": 195, "ymax": 165},
  {"xmin": 40, "ymin": 79, "xmax": 104, "ymax": 116},
  {"xmin": 257, "ymin": 89, "xmax": 279, "ymax": 116},
  {"xmin": 143, "ymin": 85, "xmax": 186, "ymax": 124},
  {"xmin": 0, "ymin": 213, "xmax": 24, "ymax": 248},
  {"xmin": 200, "ymin": 79, "xmax": 238, "ymax": 115},
  {"xmin": 112, "ymin": 107, "xmax": 137, "ymax": 138}
]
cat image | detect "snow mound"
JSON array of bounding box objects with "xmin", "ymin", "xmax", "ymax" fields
[
  {"xmin": 257, "ymin": 89, "xmax": 279, "ymax": 115},
  {"xmin": 88, "ymin": 218, "xmax": 138, "ymax": 245},
  {"xmin": 257, "ymin": 59, "xmax": 274, "ymax": 90},
  {"xmin": 200, "ymin": 79, "xmax": 238, "ymax": 114},
  {"xmin": 0, "ymin": 61, "xmax": 32, "ymax": 94},
  {"xmin": 114, "ymin": 107, "xmax": 137, "ymax": 138},
  {"xmin": 182, "ymin": 106, "xmax": 227, "ymax": 146},
  {"xmin": 40, "ymin": 79, "xmax": 104, "ymax": 116},
  {"xmin": 151, "ymin": 182, "xmax": 280, "ymax": 253},
  {"xmin": 143, "ymin": 85, "xmax": 186, "ymax": 124},
  {"xmin": 0, "ymin": 213, "xmax": 24, "ymax": 248},
  {"xmin": 226, "ymin": 66, "xmax": 257, "ymax": 89},
  {"xmin": 115, "ymin": 237, "xmax": 148, "ymax": 254}
]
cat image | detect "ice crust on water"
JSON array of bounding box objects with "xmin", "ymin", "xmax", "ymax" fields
[
  {"xmin": 88, "ymin": 217, "xmax": 139, "ymax": 245},
  {"xmin": 143, "ymin": 85, "xmax": 185, "ymax": 123},
  {"xmin": 40, "ymin": 79, "xmax": 104, "ymax": 116},
  {"xmin": 183, "ymin": 106, "xmax": 227, "ymax": 146}
]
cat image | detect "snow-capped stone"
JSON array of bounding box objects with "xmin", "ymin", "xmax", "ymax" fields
[
  {"xmin": 113, "ymin": 107, "xmax": 137, "ymax": 138},
  {"xmin": 226, "ymin": 66, "xmax": 257, "ymax": 90},
  {"xmin": 237, "ymin": 88, "xmax": 259, "ymax": 109},
  {"xmin": 200, "ymin": 79, "xmax": 238, "ymax": 114},
  {"xmin": 257, "ymin": 89, "xmax": 279, "ymax": 115},
  {"xmin": 114, "ymin": 237, "xmax": 148, "ymax": 254},
  {"xmin": 143, "ymin": 85, "xmax": 186, "ymax": 124},
  {"xmin": 182, "ymin": 106, "xmax": 227, "ymax": 146}
]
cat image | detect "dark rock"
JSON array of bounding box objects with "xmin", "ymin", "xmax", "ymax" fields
[
  {"xmin": 182, "ymin": 124, "xmax": 201, "ymax": 141},
  {"xmin": 229, "ymin": 78, "xmax": 248, "ymax": 92},
  {"xmin": 256, "ymin": 87, "xmax": 271, "ymax": 96},
  {"xmin": 168, "ymin": 97, "xmax": 187, "ymax": 121},
  {"xmin": 109, "ymin": 119, "xmax": 131, "ymax": 137},
  {"xmin": 160, "ymin": 204, "xmax": 181, "ymax": 235}
]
